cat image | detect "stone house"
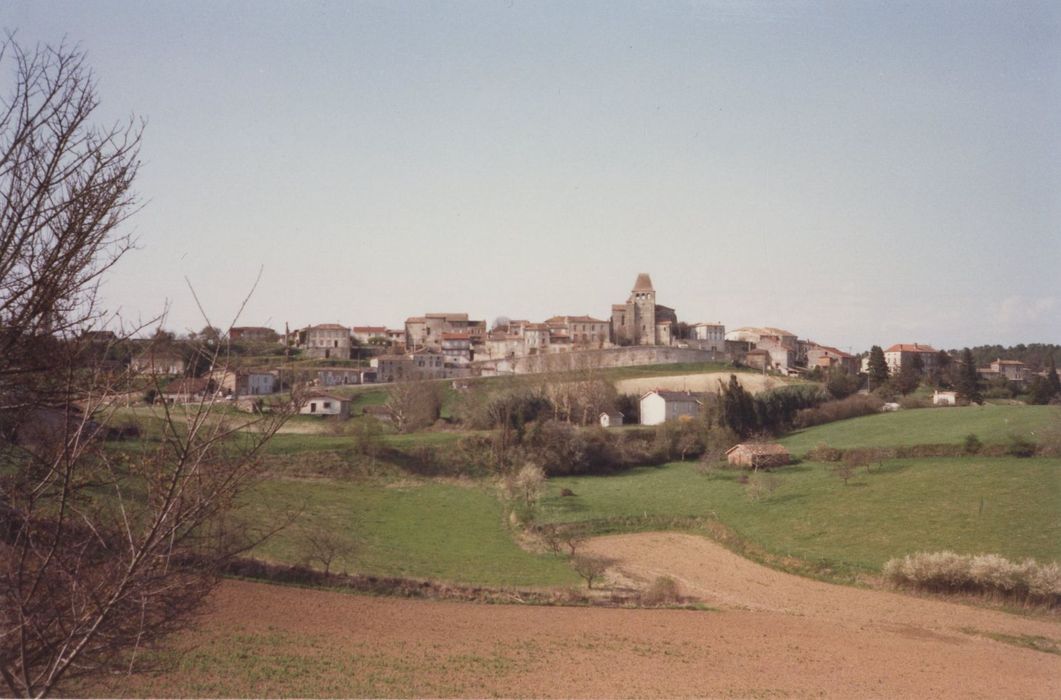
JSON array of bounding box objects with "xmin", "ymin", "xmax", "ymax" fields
[
  {"xmin": 725, "ymin": 443, "xmax": 791, "ymax": 470},
  {"xmin": 211, "ymin": 368, "xmax": 278, "ymax": 397},
  {"xmin": 405, "ymin": 313, "xmax": 486, "ymax": 351},
  {"xmin": 639, "ymin": 389, "xmax": 702, "ymax": 426},
  {"xmin": 545, "ymin": 315, "xmax": 611, "ymax": 348},
  {"xmin": 299, "ymin": 392, "xmax": 351, "ymax": 418},
  {"xmin": 884, "ymin": 343, "xmax": 938, "ymax": 375},
  {"xmin": 689, "ymin": 323, "xmax": 726, "ymax": 352},
  {"xmin": 352, "ymin": 326, "xmax": 388, "ymax": 344},
  {"xmin": 441, "ymin": 332, "xmax": 473, "ymax": 366},
  {"xmin": 300, "ymin": 324, "xmax": 352, "ymax": 359},
  {"xmin": 372, "ymin": 350, "xmax": 446, "ymax": 382},
  {"xmin": 316, "ymin": 367, "xmax": 375, "ymax": 386},
  {"xmin": 804, "ymin": 343, "xmax": 859, "ymax": 374},
  {"xmin": 977, "ymin": 358, "xmax": 1030, "ymax": 384},
  {"xmin": 744, "ymin": 348, "xmax": 771, "ymax": 371},
  {"xmin": 130, "ymin": 351, "xmax": 186, "ymax": 376}
]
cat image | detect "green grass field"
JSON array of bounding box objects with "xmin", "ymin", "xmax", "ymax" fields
[
  {"xmin": 780, "ymin": 404, "xmax": 1060, "ymax": 454},
  {"xmin": 539, "ymin": 458, "xmax": 1061, "ymax": 572},
  {"xmin": 243, "ymin": 477, "xmax": 578, "ymax": 587}
]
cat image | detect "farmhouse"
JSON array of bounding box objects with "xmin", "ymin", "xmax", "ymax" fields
[
  {"xmin": 299, "ymin": 324, "xmax": 352, "ymax": 359},
  {"xmin": 130, "ymin": 351, "xmax": 186, "ymax": 376},
  {"xmin": 639, "ymin": 390, "xmax": 702, "ymax": 426},
  {"xmin": 299, "ymin": 393, "xmax": 351, "ymax": 418},
  {"xmin": 725, "ymin": 443, "xmax": 791, "ymax": 469}
]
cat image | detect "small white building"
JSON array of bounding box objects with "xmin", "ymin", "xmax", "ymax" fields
[
  {"xmin": 639, "ymin": 390, "xmax": 702, "ymax": 426},
  {"xmin": 599, "ymin": 411, "xmax": 624, "ymax": 428},
  {"xmin": 933, "ymin": 390, "xmax": 957, "ymax": 406},
  {"xmin": 299, "ymin": 393, "xmax": 351, "ymax": 418}
]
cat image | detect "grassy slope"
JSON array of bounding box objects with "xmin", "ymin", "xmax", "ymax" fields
[
  {"xmin": 539, "ymin": 458, "xmax": 1061, "ymax": 571},
  {"xmin": 780, "ymin": 404, "xmax": 1060, "ymax": 454},
  {"xmin": 243, "ymin": 478, "xmax": 578, "ymax": 587}
]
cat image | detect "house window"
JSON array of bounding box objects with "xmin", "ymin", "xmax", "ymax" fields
[{"xmin": 323, "ymin": 402, "xmax": 332, "ymax": 409}]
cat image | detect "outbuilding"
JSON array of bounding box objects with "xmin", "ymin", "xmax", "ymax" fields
[
  {"xmin": 725, "ymin": 443, "xmax": 791, "ymax": 470},
  {"xmin": 299, "ymin": 392, "xmax": 351, "ymax": 418},
  {"xmin": 933, "ymin": 390, "xmax": 957, "ymax": 406},
  {"xmin": 599, "ymin": 411, "xmax": 624, "ymax": 428}
]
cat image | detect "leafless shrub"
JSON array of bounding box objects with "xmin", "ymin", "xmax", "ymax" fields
[
  {"xmin": 745, "ymin": 471, "xmax": 782, "ymax": 501},
  {"xmin": 640, "ymin": 576, "xmax": 681, "ymax": 605},
  {"xmin": 300, "ymin": 527, "xmax": 357, "ymax": 575},
  {"xmin": 883, "ymin": 552, "xmax": 1061, "ymax": 607}
]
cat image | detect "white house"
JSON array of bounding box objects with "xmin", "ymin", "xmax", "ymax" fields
[
  {"xmin": 299, "ymin": 393, "xmax": 351, "ymax": 418},
  {"xmin": 599, "ymin": 411, "xmax": 624, "ymax": 428},
  {"xmin": 639, "ymin": 390, "xmax": 702, "ymax": 426}
]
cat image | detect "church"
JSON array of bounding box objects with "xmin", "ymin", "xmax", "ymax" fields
[{"xmin": 609, "ymin": 273, "xmax": 678, "ymax": 346}]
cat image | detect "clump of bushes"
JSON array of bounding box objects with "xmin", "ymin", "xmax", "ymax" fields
[
  {"xmin": 963, "ymin": 433, "xmax": 982, "ymax": 455},
  {"xmin": 1005, "ymin": 433, "xmax": 1037, "ymax": 458},
  {"xmin": 640, "ymin": 576, "xmax": 681, "ymax": 606},
  {"xmin": 793, "ymin": 394, "xmax": 884, "ymax": 430},
  {"xmin": 883, "ymin": 552, "xmax": 1061, "ymax": 608}
]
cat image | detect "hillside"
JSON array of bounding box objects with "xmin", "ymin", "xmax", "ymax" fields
[{"xmin": 780, "ymin": 404, "xmax": 1059, "ymax": 454}]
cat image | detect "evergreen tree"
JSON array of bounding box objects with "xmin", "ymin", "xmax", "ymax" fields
[
  {"xmin": 867, "ymin": 345, "xmax": 889, "ymax": 389},
  {"xmin": 955, "ymin": 348, "xmax": 983, "ymax": 405},
  {"xmin": 1047, "ymin": 355, "xmax": 1061, "ymax": 398}
]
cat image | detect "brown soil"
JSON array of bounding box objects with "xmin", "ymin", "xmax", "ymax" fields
[{"xmin": 95, "ymin": 532, "xmax": 1060, "ymax": 698}]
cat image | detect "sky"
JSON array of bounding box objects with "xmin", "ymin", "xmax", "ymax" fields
[{"xmin": 6, "ymin": 0, "xmax": 1060, "ymax": 352}]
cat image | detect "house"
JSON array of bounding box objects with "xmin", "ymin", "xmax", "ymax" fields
[
  {"xmin": 299, "ymin": 392, "xmax": 351, "ymax": 418},
  {"xmin": 544, "ymin": 315, "xmax": 611, "ymax": 348},
  {"xmin": 299, "ymin": 324, "xmax": 352, "ymax": 359},
  {"xmin": 316, "ymin": 367, "xmax": 375, "ymax": 386},
  {"xmin": 639, "ymin": 390, "xmax": 702, "ymax": 426},
  {"xmin": 372, "ymin": 349, "xmax": 446, "ymax": 382},
  {"xmin": 725, "ymin": 443, "xmax": 791, "ymax": 470},
  {"xmin": 977, "ymin": 358, "xmax": 1030, "ymax": 384},
  {"xmin": 441, "ymin": 332, "xmax": 473, "ymax": 366},
  {"xmin": 933, "ymin": 390, "xmax": 957, "ymax": 406},
  {"xmin": 804, "ymin": 343, "xmax": 859, "ymax": 374},
  {"xmin": 744, "ymin": 348, "xmax": 772, "ymax": 371},
  {"xmin": 726, "ymin": 327, "xmax": 801, "ymax": 372},
  {"xmin": 599, "ymin": 411, "xmax": 624, "ymax": 428},
  {"xmin": 160, "ymin": 377, "xmax": 215, "ymax": 403},
  {"xmin": 352, "ymin": 326, "xmax": 388, "ymax": 344},
  {"xmin": 404, "ymin": 313, "xmax": 486, "ymax": 351},
  {"xmin": 228, "ymin": 326, "xmax": 279, "ymax": 343},
  {"xmin": 130, "ymin": 351, "xmax": 186, "ymax": 376},
  {"xmin": 211, "ymin": 368, "xmax": 278, "ymax": 397},
  {"xmin": 689, "ymin": 322, "xmax": 726, "ymax": 352},
  {"xmin": 884, "ymin": 343, "xmax": 938, "ymax": 375}
]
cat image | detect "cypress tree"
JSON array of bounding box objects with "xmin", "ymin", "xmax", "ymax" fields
[
  {"xmin": 956, "ymin": 348, "xmax": 983, "ymax": 405},
  {"xmin": 867, "ymin": 345, "xmax": 889, "ymax": 389}
]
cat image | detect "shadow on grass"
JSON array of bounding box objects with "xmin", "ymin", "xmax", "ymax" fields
[{"xmin": 869, "ymin": 462, "xmax": 910, "ymax": 475}]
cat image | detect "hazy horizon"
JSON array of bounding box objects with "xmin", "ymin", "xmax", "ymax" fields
[{"xmin": 8, "ymin": 1, "xmax": 1059, "ymax": 352}]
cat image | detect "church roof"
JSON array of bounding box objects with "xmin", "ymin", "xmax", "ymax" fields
[{"xmin": 632, "ymin": 273, "xmax": 654, "ymax": 292}]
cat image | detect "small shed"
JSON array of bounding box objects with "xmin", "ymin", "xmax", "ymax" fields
[
  {"xmin": 299, "ymin": 393, "xmax": 351, "ymax": 418},
  {"xmin": 725, "ymin": 443, "xmax": 791, "ymax": 470},
  {"xmin": 933, "ymin": 390, "xmax": 957, "ymax": 406},
  {"xmin": 599, "ymin": 411, "xmax": 624, "ymax": 428}
]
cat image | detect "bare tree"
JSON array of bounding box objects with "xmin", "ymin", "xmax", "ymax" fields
[
  {"xmin": 0, "ymin": 38, "xmax": 296, "ymax": 697},
  {"xmin": 572, "ymin": 554, "xmax": 613, "ymax": 589},
  {"xmin": 384, "ymin": 379, "xmax": 441, "ymax": 433},
  {"xmin": 300, "ymin": 526, "xmax": 357, "ymax": 576}
]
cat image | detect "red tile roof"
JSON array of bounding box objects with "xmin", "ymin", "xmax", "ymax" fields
[{"xmin": 885, "ymin": 343, "xmax": 937, "ymax": 353}]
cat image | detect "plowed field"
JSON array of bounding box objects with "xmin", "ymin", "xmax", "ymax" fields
[{"xmin": 93, "ymin": 533, "xmax": 1060, "ymax": 698}]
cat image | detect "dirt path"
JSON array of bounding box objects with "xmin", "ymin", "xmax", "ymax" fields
[
  {"xmin": 614, "ymin": 371, "xmax": 787, "ymax": 396},
  {"xmin": 583, "ymin": 531, "xmax": 1061, "ymax": 640},
  {"xmin": 96, "ymin": 534, "xmax": 1061, "ymax": 698}
]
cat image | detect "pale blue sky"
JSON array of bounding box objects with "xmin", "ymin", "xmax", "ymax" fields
[{"xmin": 7, "ymin": 1, "xmax": 1059, "ymax": 351}]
